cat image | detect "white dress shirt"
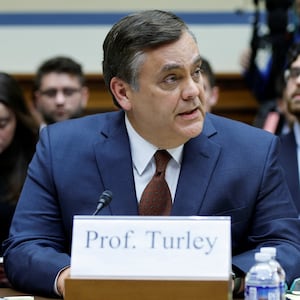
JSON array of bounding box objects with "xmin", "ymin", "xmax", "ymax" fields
[{"xmin": 125, "ymin": 115, "xmax": 183, "ymax": 203}]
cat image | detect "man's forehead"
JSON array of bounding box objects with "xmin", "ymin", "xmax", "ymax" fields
[
  {"xmin": 41, "ymin": 72, "xmax": 80, "ymax": 84},
  {"xmin": 159, "ymin": 55, "xmax": 201, "ymax": 71}
]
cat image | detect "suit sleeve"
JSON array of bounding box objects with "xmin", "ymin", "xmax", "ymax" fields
[
  {"xmin": 232, "ymin": 135, "xmax": 300, "ymax": 285},
  {"xmin": 3, "ymin": 127, "xmax": 71, "ymax": 297}
]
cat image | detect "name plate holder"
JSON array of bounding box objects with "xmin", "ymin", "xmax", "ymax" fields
[{"xmin": 65, "ymin": 216, "xmax": 231, "ymax": 300}]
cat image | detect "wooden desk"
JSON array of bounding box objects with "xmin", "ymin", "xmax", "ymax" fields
[
  {"xmin": 0, "ymin": 287, "xmax": 244, "ymax": 299},
  {"xmin": 0, "ymin": 288, "xmax": 60, "ymax": 299}
]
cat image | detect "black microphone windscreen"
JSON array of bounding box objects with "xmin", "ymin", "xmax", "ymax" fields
[{"xmin": 99, "ymin": 190, "xmax": 113, "ymax": 206}]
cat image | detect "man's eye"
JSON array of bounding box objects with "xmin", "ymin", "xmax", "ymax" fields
[
  {"xmin": 41, "ymin": 89, "xmax": 57, "ymax": 97},
  {"xmin": 164, "ymin": 75, "xmax": 178, "ymax": 84},
  {"xmin": 63, "ymin": 89, "xmax": 74, "ymax": 96},
  {"xmin": 194, "ymin": 67, "xmax": 202, "ymax": 76},
  {"xmin": 192, "ymin": 67, "xmax": 202, "ymax": 81}
]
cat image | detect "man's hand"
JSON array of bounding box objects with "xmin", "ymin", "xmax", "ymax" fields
[
  {"xmin": 232, "ymin": 276, "xmax": 245, "ymax": 297},
  {"xmin": 57, "ymin": 267, "xmax": 70, "ymax": 298},
  {"xmin": 0, "ymin": 263, "xmax": 11, "ymax": 288}
]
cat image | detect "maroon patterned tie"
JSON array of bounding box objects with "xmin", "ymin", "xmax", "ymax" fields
[{"xmin": 139, "ymin": 150, "xmax": 172, "ymax": 216}]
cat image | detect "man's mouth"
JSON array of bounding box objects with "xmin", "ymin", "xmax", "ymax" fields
[
  {"xmin": 179, "ymin": 107, "xmax": 198, "ymax": 116},
  {"xmin": 178, "ymin": 108, "xmax": 200, "ymax": 120}
]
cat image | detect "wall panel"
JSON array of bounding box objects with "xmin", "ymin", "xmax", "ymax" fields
[{"xmin": 0, "ymin": 0, "xmax": 258, "ymax": 73}]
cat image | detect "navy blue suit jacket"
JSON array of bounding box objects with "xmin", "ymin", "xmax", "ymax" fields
[
  {"xmin": 3, "ymin": 111, "xmax": 300, "ymax": 297},
  {"xmin": 279, "ymin": 130, "xmax": 300, "ymax": 213}
]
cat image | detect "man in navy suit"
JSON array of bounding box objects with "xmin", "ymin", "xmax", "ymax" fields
[
  {"xmin": 279, "ymin": 42, "xmax": 300, "ymax": 215},
  {"xmin": 3, "ymin": 10, "xmax": 300, "ymax": 298}
]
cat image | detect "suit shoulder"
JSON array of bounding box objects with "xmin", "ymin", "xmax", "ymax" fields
[
  {"xmin": 207, "ymin": 113, "xmax": 275, "ymax": 140},
  {"xmin": 40, "ymin": 111, "xmax": 122, "ymax": 144},
  {"xmin": 46, "ymin": 111, "xmax": 120, "ymax": 133}
]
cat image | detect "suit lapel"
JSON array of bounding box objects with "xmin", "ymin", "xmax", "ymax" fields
[
  {"xmin": 172, "ymin": 117, "xmax": 221, "ymax": 216},
  {"xmin": 93, "ymin": 111, "xmax": 139, "ymax": 215},
  {"xmin": 93, "ymin": 112, "xmax": 221, "ymax": 217}
]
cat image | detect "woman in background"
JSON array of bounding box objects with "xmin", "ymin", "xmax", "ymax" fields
[{"xmin": 0, "ymin": 72, "xmax": 39, "ymax": 287}]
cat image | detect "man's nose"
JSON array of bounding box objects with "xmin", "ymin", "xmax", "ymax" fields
[
  {"xmin": 182, "ymin": 77, "xmax": 201, "ymax": 100},
  {"xmin": 54, "ymin": 91, "xmax": 66, "ymax": 104}
]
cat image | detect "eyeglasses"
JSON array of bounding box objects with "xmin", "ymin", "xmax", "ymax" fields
[
  {"xmin": 284, "ymin": 67, "xmax": 300, "ymax": 81},
  {"xmin": 38, "ymin": 87, "xmax": 81, "ymax": 98},
  {"xmin": 286, "ymin": 277, "xmax": 300, "ymax": 295}
]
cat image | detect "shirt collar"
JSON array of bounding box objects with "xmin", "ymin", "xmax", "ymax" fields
[{"xmin": 125, "ymin": 115, "xmax": 183, "ymax": 175}]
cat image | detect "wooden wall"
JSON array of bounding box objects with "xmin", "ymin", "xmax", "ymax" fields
[
  {"xmin": 14, "ymin": 73, "xmax": 259, "ymax": 126},
  {"xmin": 214, "ymin": 74, "xmax": 259, "ymax": 125}
]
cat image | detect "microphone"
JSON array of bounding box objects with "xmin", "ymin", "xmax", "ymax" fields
[{"xmin": 93, "ymin": 190, "xmax": 113, "ymax": 215}]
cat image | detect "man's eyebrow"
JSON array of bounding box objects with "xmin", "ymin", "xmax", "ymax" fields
[
  {"xmin": 160, "ymin": 63, "xmax": 182, "ymax": 73},
  {"xmin": 195, "ymin": 56, "xmax": 202, "ymax": 66},
  {"xmin": 160, "ymin": 55, "xmax": 202, "ymax": 73}
]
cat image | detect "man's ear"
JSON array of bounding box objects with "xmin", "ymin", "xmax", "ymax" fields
[
  {"xmin": 210, "ymin": 86, "xmax": 219, "ymax": 108},
  {"xmin": 33, "ymin": 91, "xmax": 41, "ymax": 108},
  {"xmin": 110, "ymin": 77, "xmax": 132, "ymax": 111},
  {"xmin": 80, "ymin": 86, "xmax": 89, "ymax": 109}
]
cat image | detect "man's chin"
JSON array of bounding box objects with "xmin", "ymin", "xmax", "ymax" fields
[{"xmin": 181, "ymin": 123, "xmax": 203, "ymax": 139}]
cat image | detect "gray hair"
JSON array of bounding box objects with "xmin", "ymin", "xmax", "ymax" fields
[{"xmin": 102, "ymin": 10, "xmax": 190, "ymax": 108}]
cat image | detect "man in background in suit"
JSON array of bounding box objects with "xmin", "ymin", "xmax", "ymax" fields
[
  {"xmin": 32, "ymin": 56, "xmax": 89, "ymax": 127},
  {"xmin": 3, "ymin": 10, "xmax": 300, "ymax": 299},
  {"xmin": 279, "ymin": 42, "xmax": 300, "ymax": 215}
]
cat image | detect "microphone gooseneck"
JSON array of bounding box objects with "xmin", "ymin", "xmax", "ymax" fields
[{"xmin": 93, "ymin": 190, "xmax": 113, "ymax": 215}]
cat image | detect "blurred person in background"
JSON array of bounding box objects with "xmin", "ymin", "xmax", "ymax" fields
[
  {"xmin": 32, "ymin": 56, "xmax": 89, "ymax": 127},
  {"xmin": 278, "ymin": 42, "xmax": 300, "ymax": 215},
  {"xmin": 201, "ymin": 57, "xmax": 219, "ymax": 113},
  {"xmin": 240, "ymin": 0, "xmax": 297, "ymax": 133},
  {"xmin": 0, "ymin": 72, "xmax": 39, "ymax": 287}
]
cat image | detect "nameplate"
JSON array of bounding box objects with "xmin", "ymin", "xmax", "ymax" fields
[{"xmin": 70, "ymin": 216, "xmax": 231, "ymax": 280}]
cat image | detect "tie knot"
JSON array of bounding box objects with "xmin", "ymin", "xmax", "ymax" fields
[{"xmin": 154, "ymin": 150, "xmax": 171, "ymax": 174}]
